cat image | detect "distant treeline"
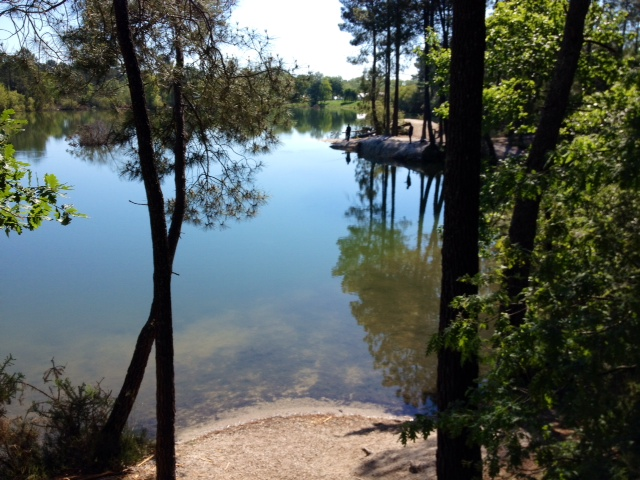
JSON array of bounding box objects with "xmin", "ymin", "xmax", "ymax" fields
[
  {"xmin": 292, "ymin": 71, "xmax": 422, "ymax": 115},
  {"xmin": 0, "ymin": 48, "xmax": 422, "ymax": 116}
]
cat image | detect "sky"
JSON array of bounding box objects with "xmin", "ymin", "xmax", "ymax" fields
[
  {"xmin": 0, "ymin": 0, "xmax": 416, "ymax": 80},
  {"xmin": 230, "ymin": 0, "xmax": 416, "ymax": 80},
  {"xmin": 230, "ymin": 0, "xmax": 366, "ymax": 79}
]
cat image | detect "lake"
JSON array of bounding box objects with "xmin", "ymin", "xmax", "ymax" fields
[{"xmin": 0, "ymin": 109, "xmax": 443, "ymax": 431}]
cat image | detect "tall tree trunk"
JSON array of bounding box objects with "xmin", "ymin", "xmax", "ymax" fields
[
  {"xmin": 384, "ymin": 0, "xmax": 392, "ymax": 135},
  {"xmin": 392, "ymin": 10, "xmax": 401, "ymax": 137},
  {"xmin": 371, "ymin": 26, "xmax": 380, "ymax": 133},
  {"xmin": 436, "ymin": 1, "xmax": 450, "ymax": 147},
  {"xmin": 422, "ymin": 0, "xmax": 436, "ymax": 144},
  {"xmin": 95, "ymin": 39, "xmax": 188, "ymax": 477},
  {"xmin": 436, "ymin": 0, "xmax": 485, "ymax": 478},
  {"xmin": 111, "ymin": 2, "xmax": 179, "ymax": 478},
  {"xmin": 506, "ymin": 0, "xmax": 591, "ymax": 327}
]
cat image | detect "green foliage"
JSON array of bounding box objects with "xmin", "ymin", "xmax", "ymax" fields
[
  {"xmin": 61, "ymin": 0, "xmax": 295, "ymax": 229},
  {"xmin": 405, "ymin": 3, "xmax": 640, "ymax": 474},
  {"xmin": 0, "ymin": 356, "xmax": 23, "ymax": 419},
  {"xmin": 307, "ymin": 74, "xmax": 334, "ymax": 105},
  {"xmin": 397, "ymin": 82, "xmax": 422, "ymax": 115},
  {"xmin": 35, "ymin": 368, "xmax": 113, "ymax": 473},
  {"xmin": 486, "ymin": 0, "xmax": 565, "ymax": 89},
  {"xmin": 483, "ymin": 78, "xmax": 537, "ymax": 135},
  {"xmin": 400, "ymin": 414, "xmax": 435, "ymax": 446},
  {"xmin": 0, "ymin": 84, "xmax": 28, "ymax": 112},
  {"xmin": 294, "ymin": 73, "xmax": 364, "ymax": 105},
  {"xmin": 344, "ymin": 87, "xmax": 358, "ymax": 101},
  {"xmin": 0, "ymin": 109, "xmax": 85, "ymax": 235},
  {"xmin": 0, "ymin": 418, "xmax": 44, "ymax": 479},
  {"xmin": 0, "ymin": 358, "xmax": 151, "ymax": 479},
  {"xmin": 0, "ymin": 356, "xmax": 44, "ymax": 480},
  {"xmin": 424, "ymin": 75, "xmax": 640, "ymax": 478},
  {"xmin": 483, "ymin": 0, "xmax": 626, "ymax": 136},
  {"xmin": 421, "ymin": 27, "xmax": 451, "ymax": 100}
]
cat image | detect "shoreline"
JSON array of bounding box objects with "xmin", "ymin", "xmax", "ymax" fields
[
  {"xmin": 177, "ymin": 397, "xmax": 414, "ymax": 443},
  {"xmin": 118, "ymin": 399, "xmax": 435, "ymax": 479}
]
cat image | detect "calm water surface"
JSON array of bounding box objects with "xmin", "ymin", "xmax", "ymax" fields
[{"xmin": 1, "ymin": 110, "xmax": 443, "ymax": 430}]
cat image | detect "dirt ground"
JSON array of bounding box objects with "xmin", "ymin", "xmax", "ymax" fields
[{"xmin": 109, "ymin": 400, "xmax": 437, "ymax": 480}]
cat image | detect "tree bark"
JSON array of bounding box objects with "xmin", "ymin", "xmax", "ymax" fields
[
  {"xmin": 421, "ymin": 0, "xmax": 436, "ymax": 144},
  {"xmin": 392, "ymin": 11, "xmax": 401, "ymax": 137},
  {"xmin": 384, "ymin": 0, "xmax": 392, "ymax": 135},
  {"xmin": 436, "ymin": 0, "xmax": 485, "ymax": 478},
  {"xmin": 506, "ymin": 0, "xmax": 591, "ymax": 327},
  {"xmin": 112, "ymin": 1, "xmax": 176, "ymax": 478},
  {"xmin": 95, "ymin": 306, "xmax": 156, "ymax": 467},
  {"xmin": 371, "ymin": 25, "xmax": 380, "ymax": 133}
]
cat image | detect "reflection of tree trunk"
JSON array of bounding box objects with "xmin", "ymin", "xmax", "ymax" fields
[
  {"xmin": 433, "ymin": 174, "xmax": 443, "ymax": 217},
  {"xmin": 506, "ymin": 0, "xmax": 591, "ymax": 327},
  {"xmin": 391, "ymin": 166, "xmax": 396, "ymax": 229},
  {"xmin": 436, "ymin": 0, "xmax": 485, "ymax": 477},
  {"xmin": 368, "ymin": 162, "xmax": 375, "ymax": 232},
  {"xmin": 417, "ymin": 173, "xmax": 434, "ymax": 252},
  {"xmin": 382, "ymin": 165, "xmax": 389, "ymax": 229},
  {"xmin": 425, "ymin": 210, "xmax": 441, "ymax": 264}
]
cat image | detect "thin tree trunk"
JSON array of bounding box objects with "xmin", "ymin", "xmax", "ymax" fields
[
  {"xmin": 384, "ymin": 1, "xmax": 392, "ymax": 135},
  {"xmin": 95, "ymin": 308, "xmax": 156, "ymax": 467},
  {"xmin": 436, "ymin": 0, "xmax": 485, "ymax": 478},
  {"xmin": 392, "ymin": 14, "xmax": 401, "ymax": 136},
  {"xmin": 371, "ymin": 27, "xmax": 380, "ymax": 133},
  {"xmin": 95, "ymin": 33, "xmax": 188, "ymax": 475},
  {"xmin": 506, "ymin": 0, "xmax": 591, "ymax": 327},
  {"xmin": 422, "ymin": 0, "xmax": 436, "ymax": 144},
  {"xmin": 112, "ymin": 2, "xmax": 177, "ymax": 478}
]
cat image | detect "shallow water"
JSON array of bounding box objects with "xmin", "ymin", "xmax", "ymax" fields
[{"xmin": 0, "ymin": 110, "xmax": 442, "ymax": 430}]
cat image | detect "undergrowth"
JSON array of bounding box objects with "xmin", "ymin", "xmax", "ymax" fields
[{"xmin": 0, "ymin": 355, "xmax": 152, "ymax": 479}]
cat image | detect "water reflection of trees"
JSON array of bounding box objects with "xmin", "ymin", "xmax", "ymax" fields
[
  {"xmin": 333, "ymin": 157, "xmax": 443, "ymax": 408},
  {"xmin": 289, "ymin": 108, "xmax": 359, "ymax": 139},
  {"xmin": 12, "ymin": 111, "xmax": 111, "ymax": 160}
]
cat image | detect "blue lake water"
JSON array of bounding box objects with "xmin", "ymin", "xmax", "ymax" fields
[{"xmin": 1, "ymin": 111, "xmax": 443, "ymax": 430}]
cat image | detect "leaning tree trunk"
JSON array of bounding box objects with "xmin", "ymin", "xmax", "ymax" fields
[
  {"xmin": 506, "ymin": 0, "xmax": 591, "ymax": 327},
  {"xmin": 436, "ymin": 0, "xmax": 485, "ymax": 478},
  {"xmin": 95, "ymin": 307, "xmax": 155, "ymax": 468}
]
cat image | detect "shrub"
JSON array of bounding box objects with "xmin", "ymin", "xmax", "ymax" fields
[{"xmin": 0, "ymin": 357, "xmax": 152, "ymax": 478}]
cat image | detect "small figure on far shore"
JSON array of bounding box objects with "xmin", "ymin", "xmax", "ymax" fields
[
  {"xmin": 408, "ymin": 124, "xmax": 414, "ymax": 143},
  {"xmin": 346, "ymin": 124, "xmax": 351, "ymax": 141}
]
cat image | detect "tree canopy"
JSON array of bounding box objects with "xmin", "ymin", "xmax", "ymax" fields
[{"xmin": 403, "ymin": 1, "xmax": 640, "ymax": 478}]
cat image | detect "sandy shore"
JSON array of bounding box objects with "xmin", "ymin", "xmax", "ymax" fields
[{"xmin": 111, "ymin": 398, "xmax": 437, "ymax": 479}]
